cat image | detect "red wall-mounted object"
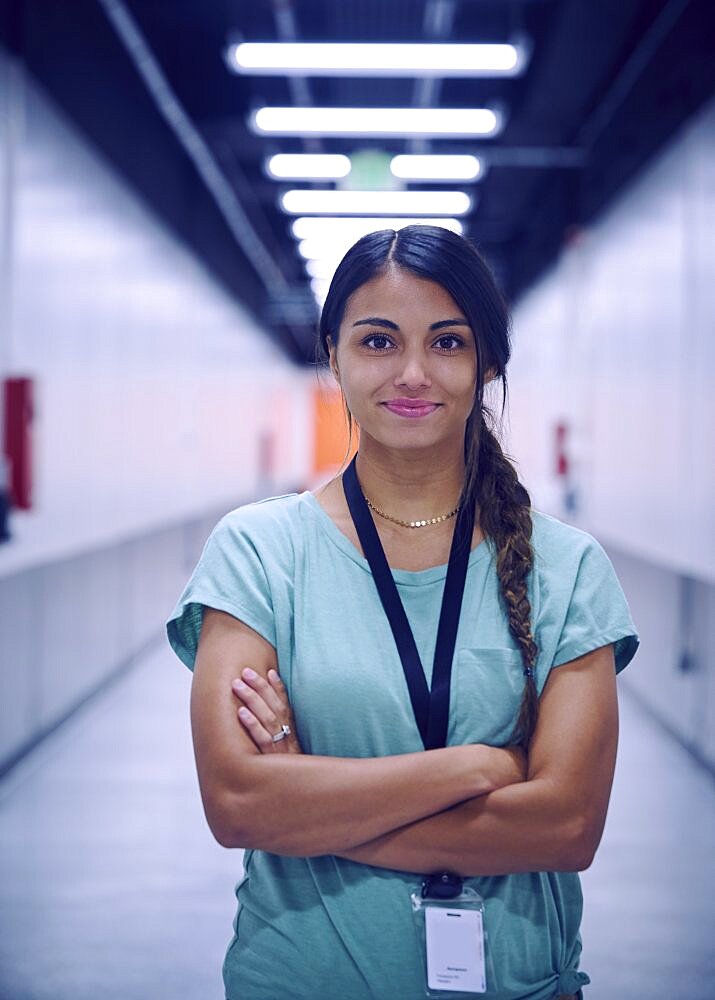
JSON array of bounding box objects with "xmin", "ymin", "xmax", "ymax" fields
[
  {"xmin": 3, "ymin": 377, "xmax": 34, "ymax": 510},
  {"xmin": 554, "ymin": 420, "xmax": 570, "ymax": 478}
]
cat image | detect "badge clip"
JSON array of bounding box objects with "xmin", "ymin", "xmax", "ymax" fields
[{"xmin": 422, "ymin": 872, "xmax": 465, "ymax": 900}]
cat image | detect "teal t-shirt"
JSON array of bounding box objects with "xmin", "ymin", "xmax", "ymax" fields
[{"xmin": 166, "ymin": 491, "xmax": 639, "ymax": 1000}]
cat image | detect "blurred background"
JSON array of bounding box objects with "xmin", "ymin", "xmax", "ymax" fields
[{"xmin": 0, "ymin": 1, "xmax": 713, "ymax": 998}]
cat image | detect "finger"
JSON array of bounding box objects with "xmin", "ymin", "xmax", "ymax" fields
[
  {"xmin": 237, "ymin": 707, "xmax": 274, "ymax": 753},
  {"xmin": 239, "ymin": 668, "xmax": 289, "ymax": 718},
  {"xmin": 263, "ymin": 669, "xmax": 294, "ymax": 727},
  {"xmin": 232, "ymin": 679, "xmax": 280, "ymax": 734},
  {"xmin": 267, "ymin": 669, "xmax": 288, "ymax": 699}
]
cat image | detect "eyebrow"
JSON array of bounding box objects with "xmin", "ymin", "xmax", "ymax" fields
[{"xmin": 352, "ymin": 317, "xmax": 471, "ymax": 331}]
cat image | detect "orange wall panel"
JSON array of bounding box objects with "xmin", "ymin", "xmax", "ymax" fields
[{"xmin": 313, "ymin": 386, "xmax": 356, "ymax": 475}]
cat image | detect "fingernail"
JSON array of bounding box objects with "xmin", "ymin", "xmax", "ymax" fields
[
  {"xmin": 232, "ymin": 680, "xmax": 246, "ymax": 692},
  {"xmin": 238, "ymin": 708, "xmax": 250, "ymax": 719},
  {"xmin": 242, "ymin": 668, "xmax": 257, "ymax": 680},
  {"xmin": 268, "ymin": 669, "xmax": 278, "ymax": 681}
]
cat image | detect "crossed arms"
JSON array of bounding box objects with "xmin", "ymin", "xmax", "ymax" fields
[{"xmin": 190, "ymin": 608, "xmax": 619, "ymax": 876}]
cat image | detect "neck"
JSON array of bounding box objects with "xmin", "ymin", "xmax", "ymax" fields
[{"xmin": 354, "ymin": 434, "xmax": 466, "ymax": 521}]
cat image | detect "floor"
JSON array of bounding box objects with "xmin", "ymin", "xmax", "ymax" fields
[{"xmin": 1, "ymin": 643, "xmax": 714, "ymax": 1000}]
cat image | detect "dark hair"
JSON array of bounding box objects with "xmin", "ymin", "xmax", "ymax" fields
[{"xmin": 317, "ymin": 224, "xmax": 538, "ymax": 749}]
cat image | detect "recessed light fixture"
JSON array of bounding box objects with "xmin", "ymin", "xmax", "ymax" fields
[
  {"xmin": 251, "ymin": 106, "xmax": 500, "ymax": 138},
  {"xmin": 266, "ymin": 153, "xmax": 351, "ymax": 179},
  {"xmin": 390, "ymin": 154, "xmax": 482, "ymax": 181},
  {"xmin": 281, "ymin": 190, "xmax": 472, "ymax": 216},
  {"xmin": 291, "ymin": 216, "xmax": 465, "ymax": 240},
  {"xmin": 229, "ymin": 42, "xmax": 527, "ymax": 77}
]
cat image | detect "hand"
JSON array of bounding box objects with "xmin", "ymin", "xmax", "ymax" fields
[
  {"xmin": 231, "ymin": 668, "xmax": 303, "ymax": 754},
  {"xmin": 455, "ymin": 743, "xmax": 527, "ymax": 798},
  {"xmin": 486, "ymin": 744, "xmax": 528, "ymax": 790}
]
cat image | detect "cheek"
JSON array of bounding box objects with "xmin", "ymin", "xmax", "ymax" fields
[
  {"xmin": 439, "ymin": 359, "xmax": 478, "ymax": 398},
  {"xmin": 337, "ymin": 372, "xmax": 370, "ymax": 419},
  {"xmin": 340, "ymin": 363, "xmax": 383, "ymax": 401}
]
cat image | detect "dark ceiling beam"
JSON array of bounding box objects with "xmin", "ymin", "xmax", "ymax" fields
[
  {"xmin": 97, "ymin": 0, "xmax": 311, "ymax": 358},
  {"xmin": 506, "ymin": 0, "xmax": 714, "ymax": 305},
  {"xmin": 408, "ymin": 0, "xmax": 457, "ymax": 155},
  {"xmin": 577, "ymin": 0, "xmax": 693, "ymax": 150},
  {"xmin": 268, "ymin": 0, "xmax": 322, "ymax": 316},
  {"xmin": 481, "ymin": 146, "xmax": 587, "ymax": 168},
  {"xmin": 270, "ymin": 0, "xmax": 317, "ymax": 148}
]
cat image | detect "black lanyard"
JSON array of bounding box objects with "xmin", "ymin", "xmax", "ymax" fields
[{"xmin": 342, "ymin": 454, "xmax": 476, "ymax": 751}]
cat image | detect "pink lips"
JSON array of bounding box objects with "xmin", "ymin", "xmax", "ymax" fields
[{"xmin": 382, "ymin": 399, "xmax": 440, "ymax": 419}]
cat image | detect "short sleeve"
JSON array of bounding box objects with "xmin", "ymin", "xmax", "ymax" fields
[
  {"xmin": 551, "ymin": 536, "xmax": 640, "ymax": 674},
  {"xmin": 166, "ymin": 513, "xmax": 276, "ymax": 671}
]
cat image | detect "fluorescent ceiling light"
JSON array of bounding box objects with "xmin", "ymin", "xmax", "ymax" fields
[
  {"xmin": 229, "ymin": 42, "xmax": 526, "ymax": 77},
  {"xmin": 305, "ymin": 259, "xmax": 337, "ymax": 280},
  {"xmin": 291, "ymin": 216, "xmax": 465, "ymax": 240},
  {"xmin": 251, "ymin": 106, "xmax": 499, "ymax": 138},
  {"xmin": 266, "ymin": 153, "xmax": 351, "ymax": 179},
  {"xmin": 298, "ymin": 239, "xmax": 370, "ymax": 263},
  {"xmin": 390, "ymin": 154, "xmax": 482, "ymax": 181},
  {"xmin": 310, "ymin": 277, "xmax": 331, "ymax": 304},
  {"xmin": 281, "ymin": 190, "xmax": 471, "ymax": 216},
  {"xmin": 296, "ymin": 218, "xmax": 465, "ymax": 263}
]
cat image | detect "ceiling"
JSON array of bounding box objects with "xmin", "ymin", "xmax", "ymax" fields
[{"xmin": 3, "ymin": 0, "xmax": 713, "ymax": 364}]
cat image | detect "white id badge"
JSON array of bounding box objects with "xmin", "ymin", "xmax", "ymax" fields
[
  {"xmin": 424, "ymin": 904, "xmax": 486, "ymax": 993},
  {"xmin": 411, "ymin": 881, "xmax": 496, "ymax": 996}
]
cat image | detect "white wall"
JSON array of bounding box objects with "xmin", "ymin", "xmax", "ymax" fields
[
  {"xmin": 0, "ymin": 48, "xmax": 315, "ymax": 772},
  {"xmin": 0, "ymin": 45, "xmax": 314, "ymax": 578},
  {"xmin": 505, "ymin": 97, "xmax": 715, "ymax": 770},
  {"xmin": 506, "ymin": 98, "xmax": 714, "ymax": 584}
]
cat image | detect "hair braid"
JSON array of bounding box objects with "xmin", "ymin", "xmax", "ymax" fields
[{"xmin": 473, "ymin": 415, "xmax": 539, "ymax": 749}]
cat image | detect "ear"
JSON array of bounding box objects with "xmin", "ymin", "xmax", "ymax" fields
[{"xmin": 326, "ymin": 336, "xmax": 340, "ymax": 383}]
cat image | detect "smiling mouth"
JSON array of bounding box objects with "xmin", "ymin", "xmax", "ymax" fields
[{"xmin": 381, "ymin": 401, "xmax": 441, "ymax": 419}]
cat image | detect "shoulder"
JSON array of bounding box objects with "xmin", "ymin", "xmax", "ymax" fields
[
  {"xmin": 527, "ymin": 507, "xmax": 627, "ymax": 626},
  {"xmin": 528, "ymin": 507, "xmax": 605, "ymax": 567},
  {"xmin": 217, "ymin": 491, "xmax": 304, "ymax": 537},
  {"xmin": 527, "ymin": 510, "xmax": 639, "ymax": 674},
  {"xmin": 208, "ymin": 492, "xmax": 306, "ymax": 571},
  {"xmin": 527, "ymin": 507, "xmax": 619, "ymax": 600}
]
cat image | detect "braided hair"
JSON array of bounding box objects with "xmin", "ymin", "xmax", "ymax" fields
[{"xmin": 318, "ymin": 225, "xmax": 538, "ymax": 749}]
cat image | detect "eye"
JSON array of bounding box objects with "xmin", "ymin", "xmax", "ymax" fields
[
  {"xmin": 433, "ymin": 335, "xmax": 465, "ymax": 351},
  {"xmin": 360, "ymin": 333, "xmax": 395, "ymax": 352}
]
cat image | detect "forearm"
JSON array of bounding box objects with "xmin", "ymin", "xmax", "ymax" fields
[
  {"xmin": 336, "ymin": 776, "xmax": 588, "ymax": 875},
  {"xmin": 221, "ymin": 744, "xmax": 500, "ymax": 854}
]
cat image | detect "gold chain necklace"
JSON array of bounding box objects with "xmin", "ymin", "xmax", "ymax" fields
[{"xmin": 362, "ymin": 492, "xmax": 461, "ymax": 529}]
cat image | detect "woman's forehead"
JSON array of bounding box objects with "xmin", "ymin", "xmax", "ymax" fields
[{"xmin": 343, "ymin": 271, "xmax": 464, "ymax": 323}]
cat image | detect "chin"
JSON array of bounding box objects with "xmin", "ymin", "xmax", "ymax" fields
[{"xmin": 368, "ymin": 428, "xmax": 453, "ymax": 453}]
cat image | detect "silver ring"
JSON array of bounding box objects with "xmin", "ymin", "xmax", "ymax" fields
[{"xmin": 271, "ymin": 724, "xmax": 291, "ymax": 743}]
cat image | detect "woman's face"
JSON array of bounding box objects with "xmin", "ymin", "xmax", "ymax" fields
[{"xmin": 329, "ymin": 266, "xmax": 488, "ymax": 453}]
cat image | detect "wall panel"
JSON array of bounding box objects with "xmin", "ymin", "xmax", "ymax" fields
[{"xmin": 508, "ymin": 99, "xmax": 714, "ymax": 582}]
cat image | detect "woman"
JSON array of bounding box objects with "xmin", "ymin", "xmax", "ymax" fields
[{"xmin": 167, "ymin": 224, "xmax": 639, "ymax": 1000}]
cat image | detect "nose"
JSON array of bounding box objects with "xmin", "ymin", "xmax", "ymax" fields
[{"xmin": 394, "ymin": 348, "xmax": 432, "ymax": 390}]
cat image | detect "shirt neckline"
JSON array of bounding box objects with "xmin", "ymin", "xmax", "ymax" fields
[{"xmin": 299, "ymin": 490, "xmax": 492, "ymax": 586}]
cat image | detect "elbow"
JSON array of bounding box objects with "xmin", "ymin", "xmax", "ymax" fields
[
  {"xmin": 206, "ymin": 791, "xmax": 323, "ymax": 855},
  {"xmin": 212, "ymin": 819, "xmax": 248, "ymax": 850},
  {"xmin": 560, "ymin": 844, "xmax": 595, "ymax": 873},
  {"xmin": 213, "ymin": 827, "xmax": 242, "ymax": 850},
  {"xmin": 560, "ymin": 813, "xmax": 602, "ymax": 872},
  {"xmin": 203, "ymin": 790, "xmax": 253, "ymax": 850}
]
